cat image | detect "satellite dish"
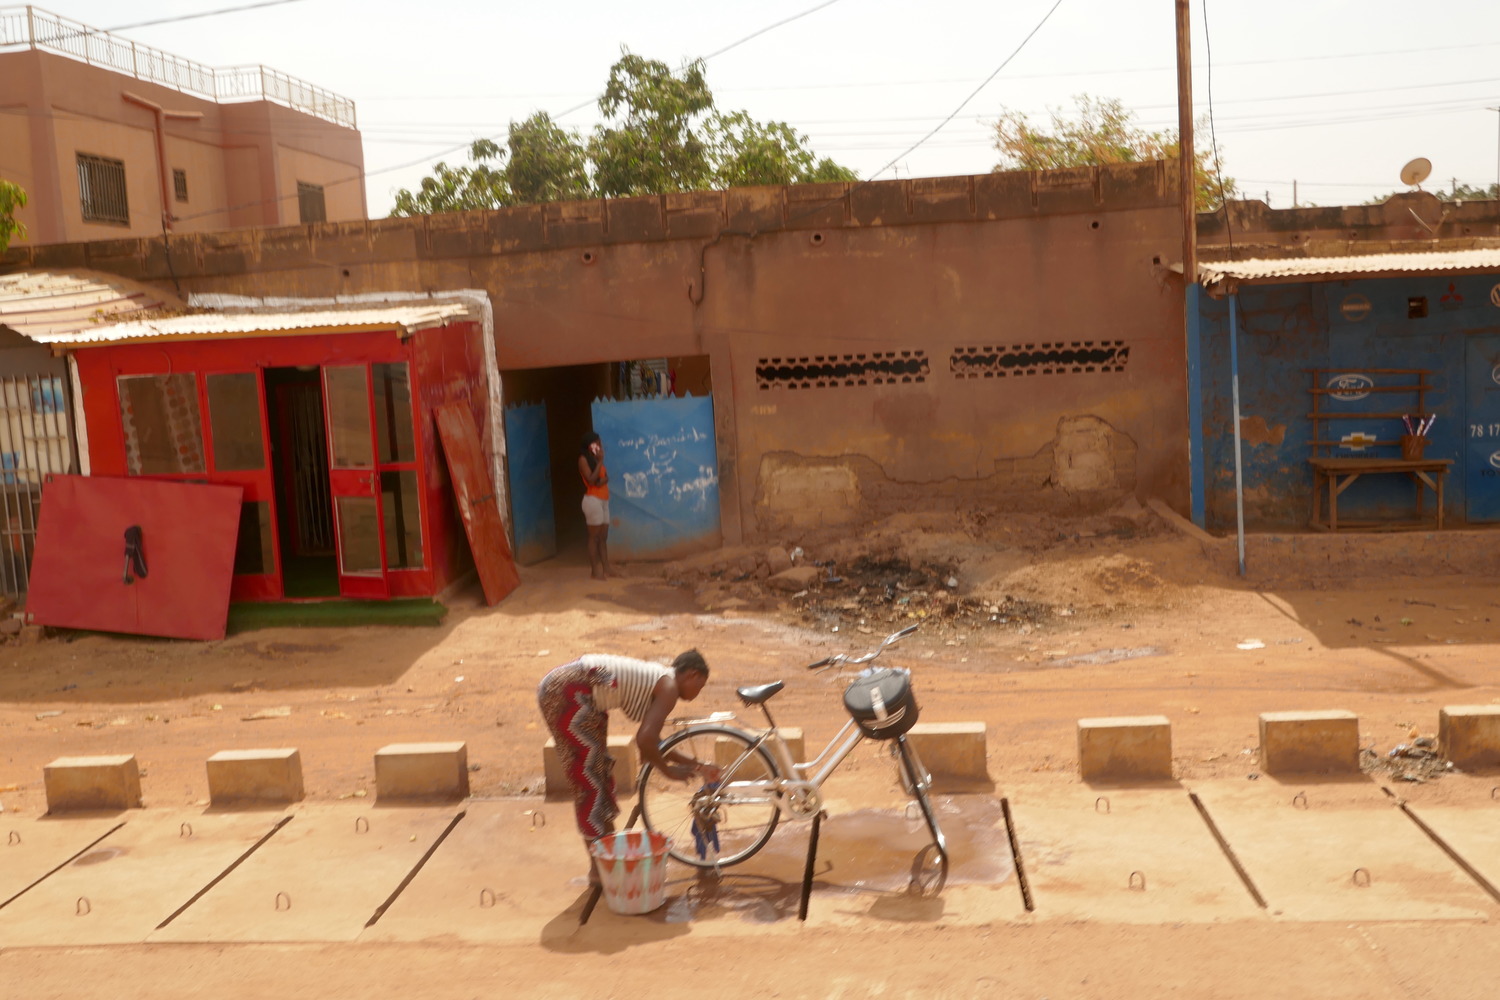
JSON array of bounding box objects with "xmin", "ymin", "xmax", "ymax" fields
[{"xmin": 1400, "ymin": 157, "xmax": 1432, "ymax": 188}]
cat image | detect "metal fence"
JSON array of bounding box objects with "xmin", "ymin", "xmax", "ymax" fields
[
  {"xmin": 0, "ymin": 374, "xmax": 74, "ymax": 597},
  {"xmin": 0, "ymin": 6, "xmax": 356, "ymax": 128}
]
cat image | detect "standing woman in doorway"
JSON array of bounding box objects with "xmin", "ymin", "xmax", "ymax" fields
[{"xmin": 579, "ymin": 431, "xmax": 613, "ymax": 579}]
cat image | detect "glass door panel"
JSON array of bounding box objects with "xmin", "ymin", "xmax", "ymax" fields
[
  {"xmin": 204, "ymin": 370, "xmax": 280, "ymax": 600},
  {"xmin": 322, "ymin": 365, "xmax": 388, "ymax": 598}
]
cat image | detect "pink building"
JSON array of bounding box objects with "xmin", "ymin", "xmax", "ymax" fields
[{"xmin": 0, "ymin": 6, "xmax": 365, "ymax": 245}]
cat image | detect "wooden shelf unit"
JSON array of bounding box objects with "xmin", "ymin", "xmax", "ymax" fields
[{"xmin": 1307, "ymin": 368, "xmax": 1433, "ymax": 456}]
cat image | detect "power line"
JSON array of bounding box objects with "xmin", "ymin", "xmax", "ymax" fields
[
  {"xmin": 169, "ymin": 0, "xmax": 849, "ymax": 223},
  {"xmin": 861, "ymin": 0, "xmax": 1065, "ymax": 183},
  {"xmin": 107, "ymin": 0, "xmax": 312, "ymax": 33}
]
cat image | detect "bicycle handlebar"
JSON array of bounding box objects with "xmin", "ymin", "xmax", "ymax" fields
[{"xmin": 806, "ymin": 626, "xmax": 918, "ymax": 671}]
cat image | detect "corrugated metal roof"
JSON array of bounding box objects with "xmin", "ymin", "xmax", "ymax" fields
[
  {"xmin": 1199, "ymin": 248, "xmax": 1500, "ymax": 285},
  {"xmin": 24, "ymin": 302, "xmax": 476, "ymax": 345},
  {"xmin": 0, "ymin": 270, "xmax": 184, "ymax": 341}
]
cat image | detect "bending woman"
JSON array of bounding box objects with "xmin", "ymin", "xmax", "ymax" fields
[{"xmin": 537, "ymin": 650, "xmax": 717, "ymax": 884}]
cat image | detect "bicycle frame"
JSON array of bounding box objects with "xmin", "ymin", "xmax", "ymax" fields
[{"xmin": 711, "ymin": 710, "xmax": 864, "ymax": 820}]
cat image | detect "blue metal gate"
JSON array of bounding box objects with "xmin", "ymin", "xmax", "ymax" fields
[
  {"xmin": 1465, "ymin": 334, "xmax": 1500, "ymax": 523},
  {"xmin": 591, "ymin": 395, "xmax": 720, "ymax": 560},
  {"xmin": 503, "ymin": 401, "xmax": 557, "ymax": 565}
]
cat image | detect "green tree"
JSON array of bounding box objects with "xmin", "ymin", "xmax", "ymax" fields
[
  {"xmin": 991, "ymin": 95, "xmax": 1236, "ymax": 212},
  {"xmin": 705, "ymin": 111, "xmax": 858, "ymax": 188},
  {"xmin": 391, "ymin": 50, "xmax": 856, "ymax": 216},
  {"xmin": 0, "ymin": 180, "xmax": 27, "ymax": 252},
  {"xmin": 589, "ymin": 53, "xmax": 715, "ymax": 198},
  {"xmin": 505, "ymin": 112, "xmax": 591, "ymax": 204},
  {"xmin": 391, "ymin": 139, "xmax": 511, "ymax": 216}
]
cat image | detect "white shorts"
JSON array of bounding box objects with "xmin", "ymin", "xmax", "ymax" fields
[{"xmin": 581, "ymin": 495, "xmax": 610, "ymax": 527}]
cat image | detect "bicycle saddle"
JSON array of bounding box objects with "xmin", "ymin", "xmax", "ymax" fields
[{"xmin": 736, "ymin": 680, "xmax": 784, "ymax": 705}]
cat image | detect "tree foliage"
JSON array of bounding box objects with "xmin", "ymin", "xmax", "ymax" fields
[
  {"xmin": 0, "ymin": 180, "xmax": 27, "ymax": 252},
  {"xmin": 991, "ymin": 95, "xmax": 1236, "ymax": 212},
  {"xmin": 392, "ymin": 51, "xmax": 855, "ymax": 216}
]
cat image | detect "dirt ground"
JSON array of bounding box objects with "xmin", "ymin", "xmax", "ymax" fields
[{"xmin": 6, "ymin": 499, "xmax": 1500, "ymax": 997}]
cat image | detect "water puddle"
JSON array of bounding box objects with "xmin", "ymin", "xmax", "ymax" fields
[{"xmin": 651, "ymin": 796, "xmax": 1012, "ymax": 925}]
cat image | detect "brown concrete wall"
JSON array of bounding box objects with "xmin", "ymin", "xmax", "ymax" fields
[
  {"xmin": 1, "ymin": 162, "xmax": 1189, "ymax": 544},
  {"xmin": 0, "ymin": 50, "xmax": 364, "ymax": 245}
]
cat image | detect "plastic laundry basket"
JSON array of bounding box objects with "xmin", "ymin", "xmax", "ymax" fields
[{"xmin": 590, "ymin": 830, "xmax": 672, "ymax": 915}]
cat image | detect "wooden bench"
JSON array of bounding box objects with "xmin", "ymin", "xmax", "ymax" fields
[{"xmin": 1308, "ymin": 457, "xmax": 1452, "ymax": 531}]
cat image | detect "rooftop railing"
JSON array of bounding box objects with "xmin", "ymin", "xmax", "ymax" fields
[{"xmin": 0, "ymin": 5, "xmax": 356, "ymax": 128}]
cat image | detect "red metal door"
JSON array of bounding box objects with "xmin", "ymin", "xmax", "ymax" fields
[
  {"xmin": 26, "ymin": 475, "xmax": 243, "ymax": 640},
  {"xmin": 435, "ymin": 403, "xmax": 520, "ymax": 605},
  {"xmin": 322, "ymin": 364, "xmax": 389, "ymax": 598}
]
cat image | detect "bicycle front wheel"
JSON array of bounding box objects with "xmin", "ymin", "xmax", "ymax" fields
[{"xmin": 639, "ymin": 725, "xmax": 781, "ymax": 868}]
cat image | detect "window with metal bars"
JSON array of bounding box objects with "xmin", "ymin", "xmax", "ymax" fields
[
  {"xmin": 755, "ymin": 351, "xmax": 929, "ymax": 390},
  {"xmin": 173, "ymin": 168, "xmax": 188, "ymax": 202},
  {"xmin": 76, "ymin": 153, "xmax": 129, "ymax": 225},
  {"xmin": 949, "ymin": 340, "xmax": 1131, "ymax": 379},
  {"xmin": 297, "ymin": 181, "xmax": 326, "ymax": 223}
]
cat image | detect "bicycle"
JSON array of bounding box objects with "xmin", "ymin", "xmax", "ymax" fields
[{"xmin": 636, "ymin": 625, "xmax": 949, "ymax": 890}]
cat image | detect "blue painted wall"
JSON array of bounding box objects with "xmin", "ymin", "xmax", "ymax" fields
[
  {"xmin": 591, "ymin": 395, "xmax": 721, "ymax": 559},
  {"xmin": 503, "ymin": 401, "xmax": 557, "ymax": 565},
  {"xmin": 1196, "ymin": 272, "xmax": 1500, "ymax": 529}
]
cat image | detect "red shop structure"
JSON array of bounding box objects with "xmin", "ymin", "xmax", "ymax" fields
[{"xmin": 57, "ymin": 303, "xmax": 499, "ymax": 602}]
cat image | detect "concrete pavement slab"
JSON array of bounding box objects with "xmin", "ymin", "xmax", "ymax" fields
[
  {"xmin": 1007, "ymin": 785, "xmax": 1266, "ymax": 923},
  {"xmin": 0, "ymin": 815, "xmax": 124, "ymax": 908},
  {"xmin": 360, "ymin": 798, "xmax": 597, "ymax": 945},
  {"xmin": 148, "ymin": 803, "xmax": 460, "ymax": 943},
  {"xmin": 0, "ymin": 809, "xmax": 284, "ymax": 946},
  {"xmin": 1190, "ymin": 778, "xmax": 1498, "ymax": 922}
]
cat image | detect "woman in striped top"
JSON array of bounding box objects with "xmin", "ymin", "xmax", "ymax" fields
[{"xmin": 537, "ymin": 649, "xmax": 716, "ymax": 884}]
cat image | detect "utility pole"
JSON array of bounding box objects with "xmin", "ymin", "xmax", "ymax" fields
[
  {"xmin": 1175, "ymin": 0, "xmax": 1195, "ymax": 276},
  {"xmin": 1293, "ymin": 180, "xmax": 1298, "ymax": 208}
]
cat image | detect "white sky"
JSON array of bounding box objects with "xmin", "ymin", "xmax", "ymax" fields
[{"xmin": 19, "ymin": 0, "xmax": 1500, "ymax": 216}]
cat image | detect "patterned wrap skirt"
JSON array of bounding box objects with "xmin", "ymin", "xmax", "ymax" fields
[{"xmin": 537, "ymin": 660, "xmax": 618, "ymax": 840}]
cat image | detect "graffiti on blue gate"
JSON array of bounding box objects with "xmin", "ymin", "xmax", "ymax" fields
[{"xmin": 592, "ymin": 394, "xmax": 720, "ymax": 559}]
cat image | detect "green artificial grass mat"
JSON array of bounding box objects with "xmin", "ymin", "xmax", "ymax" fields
[{"xmin": 225, "ymin": 597, "xmax": 447, "ymax": 633}]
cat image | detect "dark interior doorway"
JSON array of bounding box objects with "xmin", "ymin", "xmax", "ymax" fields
[
  {"xmin": 501, "ymin": 355, "xmax": 714, "ymax": 561},
  {"xmin": 501, "ymin": 363, "xmax": 611, "ymax": 555},
  {"xmin": 265, "ymin": 366, "xmax": 337, "ymax": 597}
]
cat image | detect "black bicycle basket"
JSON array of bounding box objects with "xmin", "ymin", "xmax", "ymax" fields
[{"xmin": 841, "ymin": 667, "xmax": 919, "ymax": 739}]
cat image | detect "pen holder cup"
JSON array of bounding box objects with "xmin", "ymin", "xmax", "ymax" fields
[{"xmin": 1400, "ymin": 435, "xmax": 1427, "ymax": 461}]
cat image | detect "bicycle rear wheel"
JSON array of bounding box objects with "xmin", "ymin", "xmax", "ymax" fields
[{"xmin": 639, "ymin": 725, "xmax": 781, "ymax": 868}]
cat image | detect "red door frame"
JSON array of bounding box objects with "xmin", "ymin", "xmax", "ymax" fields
[{"xmin": 323, "ymin": 363, "xmax": 389, "ymax": 599}]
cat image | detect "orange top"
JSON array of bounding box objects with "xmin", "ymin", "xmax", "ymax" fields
[{"xmin": 583, "ymin": 459, "xmax": 609, "ymax": 501}]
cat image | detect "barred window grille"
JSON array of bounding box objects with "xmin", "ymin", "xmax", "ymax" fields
[
  {"xmin": 297, "ymin": 181, "xmax": 326, "ymax": 223},
  {"xmin": 76, "ymin": 153, "xmax": 129, "ymax": 225},
  {"xmin": 755, "ymin": 351, "xmax": 929, "ymax": 390},
  {"xmin": 173, "ymin": 168, "xmax": 188, "ymax": 202},
  {"xmin": 950, "ymin": 340, "xmax": 1130, "ymax": 379}
]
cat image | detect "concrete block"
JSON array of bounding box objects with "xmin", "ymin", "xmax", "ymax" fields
[
  {"xmin": 1259, "ymin": 710, "xmax": 1360, "ymax": 774},
  {"xmin": 375, "ymin": 742, "xmax": 470, "ymax": 801},
  {"xmin": 544, "ymin": 735, "xmax": 638, "ymax": 800},
  {"xmin": 1078, "ymin": 716, "xmax": 1172, "ymax": 781},
  {"xmin": 1440, "ymin": 706, "xmax": 1500, "ymax": 768},
  {"xmin": 43, "ymin": 755, "xmax": 142, "ymax": 812},
  {"xmin": 206, "ymin": 748, "xmax": 304, "ymax": 806},
  {"xmin": 907, "ymin": 722, "xmax": 989, "ymax": 781},
  {"xmin": 716, "ymin": 728, "xmax": 803, "ymax": 769}
]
